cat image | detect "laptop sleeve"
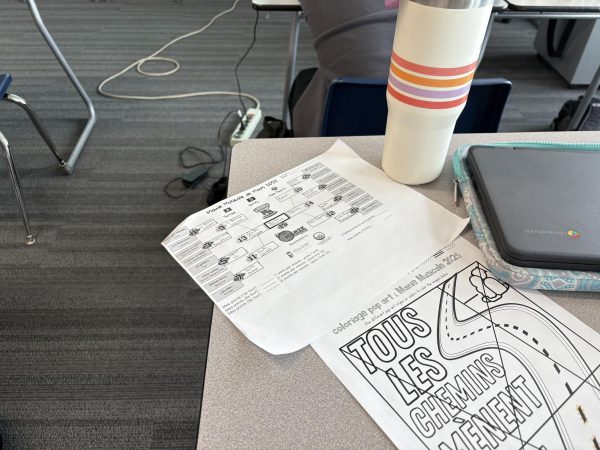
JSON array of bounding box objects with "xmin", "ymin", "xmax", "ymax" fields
[{"xmin": 453, "ymin": 141, "xmax": 600, "ymax": 292}]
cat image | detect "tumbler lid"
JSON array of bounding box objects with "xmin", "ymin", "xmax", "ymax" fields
[{"xmin": 409, "ymin": 0, "xmax": 493, "ymax": 9}]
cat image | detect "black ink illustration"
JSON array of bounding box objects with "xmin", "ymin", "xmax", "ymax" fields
[
  {"xmin": 339, "ymin": 262, "xmax": 600, "ymax": 449},
  {"xmin": 468, "ymin": 266, "xmax": 509, "ymax": 303},
  {"xmin": 276, "ymin": 230, "xmax": 295, "ymax": 243},
  {"xmin": 233, "ymin": 273, "xmax": 245, "ymax": 282},
  {"xmin": 254, "ymin": 203, "xmax": 277, "ymax": 219}
]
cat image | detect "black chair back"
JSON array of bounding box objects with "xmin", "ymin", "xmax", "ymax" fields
[{"xmin": 321, "ymin": 77, "xmax": 512, "ymax": 136}]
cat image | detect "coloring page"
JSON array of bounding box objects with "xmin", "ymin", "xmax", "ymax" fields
[{"xmin": 313, "ymin": 238, "xmax": 600, "ymax": 449}]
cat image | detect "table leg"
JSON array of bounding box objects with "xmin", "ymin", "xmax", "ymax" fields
[
  {"xmin": 282, "ymin": 11, "xmax": 301, "ymax": 127},
  {"xmin": 24, "ymin": 0, "xmax": 97, "ymax": 175},
  {"xmin": 567, "ymin": 63, "xmax": 600, "ymax": 130}
]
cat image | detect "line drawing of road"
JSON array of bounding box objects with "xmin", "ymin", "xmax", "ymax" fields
[{"xmin": 438, "ymin": 262, "xmax": 600, "ymax": 450}]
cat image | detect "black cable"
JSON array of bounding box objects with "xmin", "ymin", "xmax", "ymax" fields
[
  {"xmin": 160, "ymin": 9, "xmax": 259, "ymax": 201},
  {"xmin": 163, "ymin": 177, "xmax": 188, "ymax": 199},
  {"xmin": 234, "ymin": 10, "xmax": 260, "ymax": 117},
  {"xmin": 162, "ymin": 7, "xmax": 259, "ymax": 201},
  {"xmin": 207, "ymin": 110, "xmax": 240, "ymax": 206},
  {"xmin": 218, "ymin": 111, "xmax": 237, "ymax": 178},
  {"xmin": 179, "ymin": 146, "xmax": 220, "ymax": 169},
  {"xmin": 164, "ymin": 111, "xmax": 238, "ymax": 200}
]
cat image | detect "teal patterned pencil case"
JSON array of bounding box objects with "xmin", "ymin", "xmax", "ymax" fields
[{"xmin": 453, "ymin": 141, "xmax": 600, "ymax": 292}]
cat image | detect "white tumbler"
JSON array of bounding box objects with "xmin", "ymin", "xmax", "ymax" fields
[{"xmin": 382, "ymin": 0, "xmax": 493, "ymax": 185}]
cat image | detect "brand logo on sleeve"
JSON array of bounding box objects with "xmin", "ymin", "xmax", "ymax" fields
[{"xmin": 525, "ymin": 229, "xmax": 582, "ymax": 240}]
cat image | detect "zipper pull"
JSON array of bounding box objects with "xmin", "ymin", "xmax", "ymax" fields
[{"xmin": 454, "ymin": 178, "xmax": 460, "ymax": 206}]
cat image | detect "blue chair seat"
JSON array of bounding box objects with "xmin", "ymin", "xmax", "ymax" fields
[
  {"xmin": 320, "ymin": 77, "xmax": 512, "ymax": 136},
  {"xmin": 0, "ymin": 74, "xmax": 12, "ymax": 98}
]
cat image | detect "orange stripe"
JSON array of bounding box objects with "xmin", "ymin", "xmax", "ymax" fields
[
  {"xmin": 391, "ymin": 52, "xmax": 477, "ymax": 77},
  {"xmin": 390, "ymin": 62, "xmax": 474, "ymax": 88},
  {"xmin": 387, "ymin": 85, "xmax": 468, "ymax": 109}
]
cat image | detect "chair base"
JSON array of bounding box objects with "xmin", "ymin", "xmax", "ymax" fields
[{"xmin": 24, "ymin": 0, "xmax": 97, "ymax": 175}]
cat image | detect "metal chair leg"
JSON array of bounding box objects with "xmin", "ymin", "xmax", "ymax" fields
[
  {"xmin": 4, "ymin": 93, "xmax": 66, "ymax": 167},
  {"xmin": 24, "ymin": 0, "xmax": 97, "ymax": 175},
  {"xmin": 567, "ymin": 64, "xmax": 600, "ymax": 130},
  {"xmin": 0, "ymin": 132, "xmax": 36, "ymax": 245}
]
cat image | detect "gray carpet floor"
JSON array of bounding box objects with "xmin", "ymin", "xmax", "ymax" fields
[{"xmin": 0, "ymin": 0, "xmax": 591, "ymax": 448}]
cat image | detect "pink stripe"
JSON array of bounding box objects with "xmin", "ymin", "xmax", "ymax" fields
[{"xmin": 391, "ymin": 52, "xmax": 477, "ymax": 77}]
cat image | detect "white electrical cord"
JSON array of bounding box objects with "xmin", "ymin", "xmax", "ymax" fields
[{"xmin": 97, "ymin": 0, "xmax": 260, "ymax": 109}]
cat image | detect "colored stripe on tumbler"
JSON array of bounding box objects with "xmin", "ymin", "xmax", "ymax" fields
[
  {"xmin": 391, "ymin": 52, "xmax": 477, "ymax": 77},
  {"xmin": 390, "ymin": 63, "xmax": 474, "ymax": 88},
  {"xmin": 388, "ymin": 75, "xmax": 471, "ymax": 99},
  {"xmin": 387, "ymin": 85, "xmax": 468, "ymax": 109}
]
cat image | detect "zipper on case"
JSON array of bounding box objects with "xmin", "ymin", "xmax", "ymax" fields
[
  {"xmin": 453, "ymin": 178, "xmax": 460, "ymax": 206},
  {"xmin": 492, "ymin": 141, "xmax": 600, "ymax": 151}
]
